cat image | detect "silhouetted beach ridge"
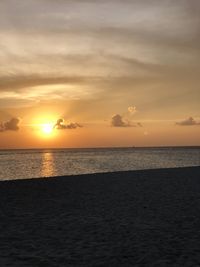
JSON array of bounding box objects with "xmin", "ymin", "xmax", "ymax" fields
[{"xmin": 0, "ymin": 166, "xmax": 200, "ymax": 266}]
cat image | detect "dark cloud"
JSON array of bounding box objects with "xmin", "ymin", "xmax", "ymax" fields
[
  {"xmin": 111, "ymin": 105, "xmax": 143, "ymax": 128},
  {"xmin": 54, "ymin": 118, "xmax": 82, "ymax": 129},
  {"xmin": 176, "ymin": 117, "xmax": 200, "ymax": 126},
  {"xmin": 111, "ymin": 114, "xmax": 143, "ymax": 128},
  {"xmin": 111, "ymin": 114, "xmax": 130, "ymax": 127},
  {"xmin": 0, "ymin": 117, "xmax": 20, "ymax": 132}
]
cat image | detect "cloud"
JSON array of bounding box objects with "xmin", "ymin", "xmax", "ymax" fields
[
  {"xmin": 111, "ymin": 105, "xmax": 143, "ymax": 128},
  {"xmin": 111, "ymin": 114, "xmax": 130, "ymax": 127},
  {"xmin": 111, "ymin": 113, "xmax": 143, "ymax": 128},
  {"xmin": 128, "ymin": 106, "xmax": 137, "ymax": 114},
  {"xmin": 0, "ymin": 117, "xmax": 20, "ymax": 132},
  {"xmin": 176, "ymin": 117, "xmax": 200, "ymax": 126},
  {"xmin": 1, "ymin": 0, "xmax": 199, "ymax": 120},
  {"xmin": 54, "ymin": 118, "xmax": 82, "ymax": 129}
]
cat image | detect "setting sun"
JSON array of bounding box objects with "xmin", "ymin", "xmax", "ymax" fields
[{"xmin": 42, "ymin": 123, "xmax": 54, "ymax": 135}]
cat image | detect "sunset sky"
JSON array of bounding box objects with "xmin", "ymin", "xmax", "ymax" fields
[{"xmin": 0, "ymin": 0, "xmax": 199, "ymax": 148}]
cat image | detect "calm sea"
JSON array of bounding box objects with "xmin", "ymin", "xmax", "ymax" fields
[{"xmin": 0, "ymin": 147, "xmax": 199, "ymax": 180}]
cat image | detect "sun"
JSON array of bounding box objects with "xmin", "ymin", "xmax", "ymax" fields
[
  {"xmin": 31, "ymin": 115, "xmax": 58, "ymax": 138},
  {"xmin": 41, "ymin": 123, "xmax": 54, "ymax": 135}
]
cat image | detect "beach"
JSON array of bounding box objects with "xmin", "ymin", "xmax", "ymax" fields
[{"xmin": 0, "ymin": 166, "xmax": 200, "ymax": 266}]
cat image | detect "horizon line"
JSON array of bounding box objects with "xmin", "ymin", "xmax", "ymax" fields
[{"xmin": 0, "ymin": 145, "xmax": 200, "ymax": 151}]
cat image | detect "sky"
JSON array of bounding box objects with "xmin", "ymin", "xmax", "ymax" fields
[{"xmin": 0, "ymin": 0, "xmax": 199, "ymax": 148}]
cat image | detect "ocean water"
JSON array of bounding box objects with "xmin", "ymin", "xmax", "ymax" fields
[{"xmin": 0, "ymin": 147, "xmax": 199, "ymax": 180}]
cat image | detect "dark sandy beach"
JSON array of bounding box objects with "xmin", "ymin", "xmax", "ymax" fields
[{"xmin": 0, "ymin": 167, "xmax": 200, "ymax": 266}]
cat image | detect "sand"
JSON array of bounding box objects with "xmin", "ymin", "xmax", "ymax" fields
[{"xmin": 0, "ymin": 166, "xmax": 200, "ymax": 266}]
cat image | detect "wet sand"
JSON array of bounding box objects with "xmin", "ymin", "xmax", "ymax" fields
[{"xmin": 0, "ymin": 166, "xmax": 200, "ymax": 266}]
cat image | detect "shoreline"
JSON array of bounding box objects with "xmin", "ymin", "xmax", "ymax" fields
[
  {"xmin": 1, "ymin": 165, "xmax": 199, "ymax": 182},
  {"xmin": 0, "ymin": 166, "xmax": 200, "ymax": 266}
]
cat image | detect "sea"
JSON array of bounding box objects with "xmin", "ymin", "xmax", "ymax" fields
[{"xmin": 0, "ymin": 147, "xmax": 199, "ymax": 180}]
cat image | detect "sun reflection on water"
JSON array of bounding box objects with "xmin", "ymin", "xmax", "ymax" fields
[{"xmin": 41, "ymin": 152, "xmax": 55, "ymax": 177}]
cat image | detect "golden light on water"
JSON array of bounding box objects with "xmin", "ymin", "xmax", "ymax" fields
[{"xmin": 41, "ymin": 152, "xmax": 55, "ymax": 177}]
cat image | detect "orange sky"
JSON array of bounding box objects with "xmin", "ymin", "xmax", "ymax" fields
[{"xmin": 0, "ymin": 0, "xmax": 200, "ymax": 148}]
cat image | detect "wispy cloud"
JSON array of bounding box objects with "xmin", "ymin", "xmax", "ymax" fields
[{"xmin": 0, "ymin": 0, "xmax": 199, "ymax": 125}]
